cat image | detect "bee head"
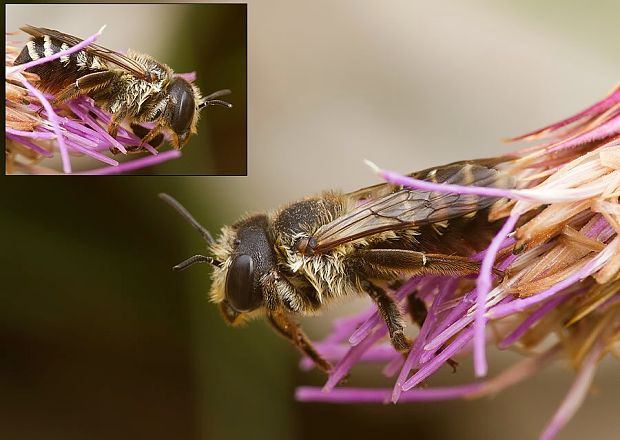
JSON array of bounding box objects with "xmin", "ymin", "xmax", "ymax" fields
[
  {"xmin": 159, "ymin": 194, "xmax": 274, "ymax": 322},
  {"xmin": 219, "ymin": 215, "xmax": 275, "ymax": 313},
  {"xmin": 168, "ymin": 77, "xmax": 198, "ymax": 149},
  {"xmin": 167, "ymin": 78, "xmax": 232, "ymax": 149}
]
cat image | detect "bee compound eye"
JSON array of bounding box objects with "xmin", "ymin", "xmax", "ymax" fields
[
  {"xmin": 225, "ymin": 254, "xmax": 259, "ymax": 312},
  {"xmin": 169, "ymin": 78, "xmax": 196, "ymax": 138}
]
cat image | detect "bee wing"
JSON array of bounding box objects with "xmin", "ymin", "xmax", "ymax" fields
[
  {"xmin": 20, "ymin": 25, "xmax": 153, "ymax": 81},
  {"xmin": 345, "ymin": 157, "xmax": 509, "ymax": 202},
  {"xmin": 310, "ymin": 162, "xmax": 514, "ymax": 254}
]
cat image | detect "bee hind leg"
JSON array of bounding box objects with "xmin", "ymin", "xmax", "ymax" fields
[
  {"xmin": 267, "ymin": 310, "xmax": 333, "ymax": 374},
  {"xmin": 52, "ymin": 70, "xmax": 116, "ymax": 105},
  {"xmin": 358, "ymin": 249, "xmax": 489, "ymax": 277}
]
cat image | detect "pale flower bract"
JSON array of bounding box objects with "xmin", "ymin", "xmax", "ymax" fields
[{"xmin": 296, "ymin": 84, "xmax": 620, "ymax": 440}]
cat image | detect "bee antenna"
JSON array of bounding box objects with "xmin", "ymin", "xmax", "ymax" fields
[
  {"xmin": 173, "ymin": 254, "xmax": 222, "ymax": 271},
  {"xmin": 199, "ymin": 99, "xmax": 233, "ymax": 109},
  {"xmin": 204, "ymin": 89, "xmax": 232, "ymax": 100},
  {"xmin": 199, "ymin": 89, "xmax": 233, "ymax": 110},
  {"xmin": 158, "ymin": 193, "xmax": 215, "ymax": 245}
]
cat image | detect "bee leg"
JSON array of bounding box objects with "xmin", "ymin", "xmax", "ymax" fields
[
  {"xmin": 129, "ymin": 123, "xmax": 164, "ymax": 152},
  {"xmin": 406, "ymin": 294, "xmax": 458, "ymax": 372},
  {"xmin": 359, "ymin": 249, "xmax": 488, "ymax": 277},
  {"xmin": 361, "ymin": 280, "xmax": 411, "ymax": 352},
  {"xmin": 407, "ymin": 294, "xmax": 427, "ymax": 328},
  {"xmin": 267, "ymin": 310, "xmax": 333, "ymax": 374},
  {"xmin": 52, "ymin": 70, "xmax": 116, "ymax": 105},
  {"xmin": 139, "ymin": 126, "xmax": 164, "ymax": 148},
  {"xmin": 107, "ymin": 114, "xmax": 124, "ymax": 139}
]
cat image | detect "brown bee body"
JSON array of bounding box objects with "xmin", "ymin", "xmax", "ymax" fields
[
  {"xmin": 161, "ymin": 158, "xmax": 515, "ymax": 373},
  {"xmin": 14, "ymin": 25, "xmax": 232, "ymax": 150}
]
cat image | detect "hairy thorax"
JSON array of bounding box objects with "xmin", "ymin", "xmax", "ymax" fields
[{"xmin": 271, "ymin": 192, "xmax": 364, "ymax": 311}]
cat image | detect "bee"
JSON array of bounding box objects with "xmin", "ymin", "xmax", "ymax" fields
[
  {"xmin": 160, "ymin": 158, "xmax": 515, "ymax": 373},
  {"xmin": 13, "ymin": 25, "xmax": 232, "ymax": 151}
]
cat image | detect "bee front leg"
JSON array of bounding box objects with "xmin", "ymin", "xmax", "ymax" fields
[
  {"xmin": 267, "ymin": 310, "xmax": 333, "ymax": 374},
  {"xmin": 139, "ymin": 126, "xmax": 163, "ymax": 148},
  {"xmin": 121, "ymin": 126, "xmax": 163, "ymax": 154},
  {"xmin": 130, "ymin": 123, "xmax": 164, "ymax": 152},
  {"xmin": 361, "ymin": 280, "xmax": 411, "ymax": 352}
]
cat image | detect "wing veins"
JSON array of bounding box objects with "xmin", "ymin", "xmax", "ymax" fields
[
  {"xmin": 309, "ymin": 162, "xmax": 515, "ymax": 254},
  {"xmin": 316, "ymin": 191, "xmax": 419, "ymax": 241},
  {"xmin": 20, "ymin": 25, "xmax": 153, "ymax": 81}
]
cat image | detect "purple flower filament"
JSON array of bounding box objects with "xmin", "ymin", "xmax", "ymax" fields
[
  {"xmin": 19, "ymin": 78, "xmax": 72, "ymax": 173},
  {"xmin": 295, "ymin": 84, "xmax": 620, "ymax": 440}
]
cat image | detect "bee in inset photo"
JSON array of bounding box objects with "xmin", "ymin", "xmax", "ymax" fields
[
  {"xmin": 13, "ymin": 25, "xmax": 232, "ymax": 152},
  {"xmin": 160, "ymin": 158, "xmax": 515, "ymax": 373}
]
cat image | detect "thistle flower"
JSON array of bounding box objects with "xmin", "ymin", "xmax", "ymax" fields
[
  {"xmin": 5, "ymin": 27, "xmax": 182, "ymax": 174},
  {"xmin": 296, "ymin": 85, "xmax": 620, "ymax": 440}
]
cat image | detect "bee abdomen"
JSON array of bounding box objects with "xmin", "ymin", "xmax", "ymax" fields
[{"xmin": 14, "ymin": 35, "xmax": 107, "ymax": 92}]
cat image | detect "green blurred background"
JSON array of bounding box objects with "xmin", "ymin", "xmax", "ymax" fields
[
  {"xmin": 3, "ymin": 1, "xmax": 619, "ymax": 439},
  {"xmin": 6, "ymin": 4, "xmax": 247, "ymax": 175}
]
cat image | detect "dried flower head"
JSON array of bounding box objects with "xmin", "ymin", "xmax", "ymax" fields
[
  {"xmin": 297, "ymin": 85, "xmax": 620, "ymax": 440},
  {"xmin": 5, "ymin": 26, "xmax": 190, "ymax": 174}
]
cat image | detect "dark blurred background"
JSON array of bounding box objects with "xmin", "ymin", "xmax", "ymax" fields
[
  {"xmin": 6, "ymin": 4, "xmax": 247, "ymax": 175},
  {"xmin": 3, "ymin": 1, "xmax": 619, "ymax": 439}
]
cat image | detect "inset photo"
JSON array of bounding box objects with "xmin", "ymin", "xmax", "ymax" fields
[{"xmin": 5, "ymin": 3, "xmax": 247, "ymax": 175}]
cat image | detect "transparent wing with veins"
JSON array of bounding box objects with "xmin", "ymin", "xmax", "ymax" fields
[
  {"xmin": 307, "ymin": 161, "xmax": 515, "ymax": 254},
  {"xmin": 21, "ymin": 25, "xmax": 155, "ymax": 82}
]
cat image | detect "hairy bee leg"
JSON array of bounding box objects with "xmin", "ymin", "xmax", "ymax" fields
[
  {"xmin": 362, "ymin": 280, "xmax": 411, "ymax": 352},
  {"xmin": 359, "ymin": 249, "xmax": 488, "ymax": 277},
  {"xmin": 122, "ymin": 129, "xmax": 164, "ymax": 154},
  {"xmin": 267, "ymin": 310, "xmax": 333, "ymax": 374},
  {"xmin": 130, "ymin": 123, "xmax": 164, "ymax": 152},
  {"xmin": 139, "ymin": 126, "xmax": 163, "ymax": 148},
  {"xmin": 107, "ymin": 115, "xmax": 122, "ymax": 139},
  {"xmin": 406, "ymin": 293, "xmax": 458, "ymax": 372},
  {"xmin": 407, "ymin": 294, "xmax": 427, "ymax": 327},
  {"xmin": 52, "ymin": 70, "xmax": 116, "ymax": 104}
]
